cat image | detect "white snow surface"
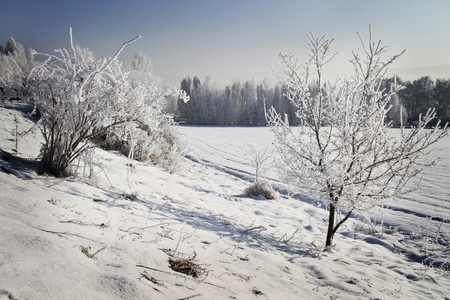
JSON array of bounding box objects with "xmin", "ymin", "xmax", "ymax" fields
[{"xmin": 0, "ymin": 102, "xmax": 449, "ymax": 299}]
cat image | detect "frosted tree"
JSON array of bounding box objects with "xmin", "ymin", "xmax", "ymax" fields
[{"xmin": 266, "ymin": 27, "xmax": 448, "ymax": 247}]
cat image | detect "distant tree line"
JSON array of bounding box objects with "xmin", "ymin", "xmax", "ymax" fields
[
  {"xmin": 177, "ymin": 76, "xmax": 302, "ymax": 126},
  {"xmin": 395, "ymin": 76, "xmax": 450, "ymax": 126},
  {"xmin": 177, "ymin": 75, "xmax": 450, "ymax": 127}
]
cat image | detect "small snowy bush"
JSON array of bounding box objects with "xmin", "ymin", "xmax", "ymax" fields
[
  {"xmin": 244, "ymin": 181, "xmax": 276, "ymax": 200},
  {"xmin": 99, "ymin": 52, "xmax": 187, "ymax": 173},
  {"xmin": 104, "ymin": 118, "xmax": 185, "ymax": 174}
]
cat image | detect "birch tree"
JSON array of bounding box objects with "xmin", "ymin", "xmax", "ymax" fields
[{"xmin": 266, "ymin": 27, "xmax": 448, "ymax": 247}]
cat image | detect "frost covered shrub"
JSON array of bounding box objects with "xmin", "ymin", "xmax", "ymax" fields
[
  {"xmin": 0, "ymin": 37, "xmax": 34, "ymax": 101},
  {"xmin": 26, "ymin": 29, "xmax": 187, "ymax": 177},
  {"xmin": 99, "ymin": 52, "xmax": 187, "ymax": 173},
  {"xmin": 244, "ymin": 181, "xmax": 276, "ymax": 200},
  {"xmin": 139, "ymin": 122, "xmax": 185, "ymax": 174},
  {"xmin": 104, "ymin": 118, "xmax": 185, "ymax": 174},
  {"xmin": 28, "ymin": 31, "xmax": 139, "ymax": 176}
]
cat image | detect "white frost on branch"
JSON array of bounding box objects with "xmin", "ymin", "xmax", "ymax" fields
[
  {"xmin": 178, "ymin": 89, "xmax": 190, "ymax": 104},
  {"xmin": 266, "ymin": 25, "xmax": 448, "ymax": 247}
]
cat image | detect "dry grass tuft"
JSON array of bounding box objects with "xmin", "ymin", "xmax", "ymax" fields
[
  {"xmin": 168, "ymin": 257, "xmax": 207, "ymax": 278},
  {"xmin": 244, "ymin": 181, "xmax": 276, "ymax": 200}
]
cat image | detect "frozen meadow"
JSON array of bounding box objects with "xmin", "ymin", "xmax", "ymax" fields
[
  {"xmin": 182, "ymin": 125, "xmax": 450, "ymax": 240},
  {"xmin": 0, "ymin": 102, "xmax": 449, "ymax": 299}
]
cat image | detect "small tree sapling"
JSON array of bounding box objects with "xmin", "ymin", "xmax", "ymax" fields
[
  {"xmin": 246, "ymin": 142, "xmax": 272, "ymax": 183},
  {"xmin": 243, "ymin": 142, "xmax": 276, "ymax": 199}
]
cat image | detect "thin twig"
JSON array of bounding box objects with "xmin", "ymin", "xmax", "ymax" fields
[
  {"xmin": 178, "ymin": 295, "xmax": 202, "ymax": 300},
  {"xmin": 34, "ymin": 227, "xmax": 103, "ymax": 244}
]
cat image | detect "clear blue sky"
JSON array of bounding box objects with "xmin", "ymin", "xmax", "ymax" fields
[{"xmin": 1, "ymin": 0, "xmax": 449, "ymax": 87}]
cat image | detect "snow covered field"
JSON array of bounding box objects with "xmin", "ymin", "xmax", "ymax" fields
[
  {"xmin": 181, "ymin": 125, "xmax": 450, "ymax": 238},
  {"xmin": 1, "ymin": 102, "xmax": 449, "ymax": 299}
]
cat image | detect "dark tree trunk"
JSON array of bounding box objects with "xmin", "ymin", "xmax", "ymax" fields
[
  {"xmin": 325, "ymin": 204, "xmax": 336, "ymax": 247},
  {"xmin": 325, "ymin": 203, "xmax": 353, "ymax": 247}
]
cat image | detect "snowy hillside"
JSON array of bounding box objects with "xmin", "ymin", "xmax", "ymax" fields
[{"xmin": 0, "ymin": 102, "xmax": 449, "ymax": 299}]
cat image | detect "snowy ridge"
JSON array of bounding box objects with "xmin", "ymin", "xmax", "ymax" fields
[{"xmin": 0, "ymin": 102, "xmax": 449, "ymax": 299}]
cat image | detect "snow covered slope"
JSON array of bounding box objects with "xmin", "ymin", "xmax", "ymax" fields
[{"xmin": 0, "ymin": 102, "xmax": 449, "ymax": 299}]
